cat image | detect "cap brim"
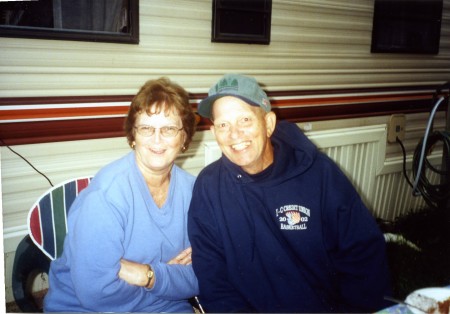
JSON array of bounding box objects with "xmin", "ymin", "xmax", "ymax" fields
[
  {"xmin": 197, "ymin": 94, "xmax": 224, "ymax": 119},
  {"xmin": 198, "ymin": 94, "xmax": 261, "ymax": 119}
]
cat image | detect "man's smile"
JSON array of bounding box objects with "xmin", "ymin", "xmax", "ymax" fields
[{"xmin": 231, "ymin": 141, "xmax": 251, "ymax": 151}]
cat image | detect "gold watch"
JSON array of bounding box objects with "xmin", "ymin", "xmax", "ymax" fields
[{"xmin": 146, "ymin": 264, "xmax": 154, "ymax": 287}]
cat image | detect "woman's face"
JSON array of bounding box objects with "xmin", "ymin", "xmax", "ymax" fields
[{"xmin": 133, "ymin": 106, "xmax": 185, "ymax": 175}]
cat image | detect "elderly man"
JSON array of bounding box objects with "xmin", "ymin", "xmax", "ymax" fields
[{"xmin": 188, "ymin": 73, "xmax": 391, "ymax": 313}]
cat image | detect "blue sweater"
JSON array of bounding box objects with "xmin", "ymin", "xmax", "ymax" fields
[
  {"xmin": 188, "ymin": 121, "xmax": 391, "ymax": 313},
  {"xmin": 44, "ymin": 151, "xmax": 198, "ymax": 312}
]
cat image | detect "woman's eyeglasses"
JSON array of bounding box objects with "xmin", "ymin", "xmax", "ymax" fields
[{"xmin": 134, "ymin": 125, "xmax": 183, "ymax": 138}]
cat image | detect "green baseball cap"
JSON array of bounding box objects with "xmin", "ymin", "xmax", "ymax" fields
[{"xmin": 198, "ymin": 74, "xmax": 271, "ymax": 119}]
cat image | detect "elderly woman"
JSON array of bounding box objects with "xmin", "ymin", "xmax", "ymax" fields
[{"xmin": 44, "ymin": 77, "xmax": 199, "ymax": 312}]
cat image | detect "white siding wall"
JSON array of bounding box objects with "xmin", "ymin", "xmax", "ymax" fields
[
  {"xmin": 0, "ymin": 0, "xmax": 449, "ymax": 97},
  {"xmin": 1, "ymin": 0, "xmax": 450, "ymax": 305}
]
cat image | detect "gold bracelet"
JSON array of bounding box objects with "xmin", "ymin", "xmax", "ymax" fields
[{"xmin": 145, "ymin": 264, "xmax": 154, "ymax": 288}]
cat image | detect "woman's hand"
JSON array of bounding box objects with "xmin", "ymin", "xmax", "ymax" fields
[
  {"xmin": 119, "ymin": 259, "xmax": 152, "ymax": 287},
  {"xmin": 167, "ymin": 247, "xmax": 192, "ymax": 265},
  {"xmin": 118, "ymin": 247, "xmax": 192, "ymax": 288}
]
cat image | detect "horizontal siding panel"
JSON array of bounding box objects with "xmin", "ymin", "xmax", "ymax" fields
[{"xmin": 1, "ymin": 0, "xmax": 449, "ymax": 97}]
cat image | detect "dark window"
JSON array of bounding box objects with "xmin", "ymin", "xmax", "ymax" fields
[
  {"xmin": 0, "ymin": 0, "xmax": 139, "ymax": 44},
  {"xmin": 212, "ymin": 0, "xmax": 271, "ymax": 45},
  {"xmin": 371, "ymin": 0, "xmax": 443, "ymax": 54}
]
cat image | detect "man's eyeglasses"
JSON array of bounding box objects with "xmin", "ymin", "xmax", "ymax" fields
[{"xmin": 134, "ymin": 125, "xmax": 183, "ymax": 138}]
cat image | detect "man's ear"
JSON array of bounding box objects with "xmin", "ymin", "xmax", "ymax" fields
[
  {"xmin": 210, "ymin": 124, "xmax": 216, "ymax": 138},
  {"xmin": 265, "ymin": 111, "xmax": 277, "ymax": 137}
]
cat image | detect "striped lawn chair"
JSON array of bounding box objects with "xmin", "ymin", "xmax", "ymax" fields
[
  {"xmin": 17, "ymin": 176, "xmax": 206, "ymax": 313},
  {"xmin": 27, "ymin": 176, "xmax": 92, "ymax": 260},
  {"xmin": 12, "ymin": 176, "xmax": 92, "ymax": 312}
]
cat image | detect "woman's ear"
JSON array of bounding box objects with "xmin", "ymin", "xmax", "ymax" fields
[
  {"xmin": 265, "ymin": 111, "xmax": 277, "ymax": 137},
  {"xmin": 180, "ymin": 132, "xmax": 187, "ymax": 152}
]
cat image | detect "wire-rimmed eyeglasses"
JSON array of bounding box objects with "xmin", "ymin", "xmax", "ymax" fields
[{"xmin": 134, "ymin": 125, "xmax": 183, "ymax": 138}]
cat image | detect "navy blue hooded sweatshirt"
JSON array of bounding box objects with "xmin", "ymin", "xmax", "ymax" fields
[{"xmin": 188, "ymin": 121, "xmax": 391, "ymax": 313}]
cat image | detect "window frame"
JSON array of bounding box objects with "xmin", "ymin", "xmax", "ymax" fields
[
  {"xmin": 0, "ymin": 0, "xmax": 139, "ymax": 44},
  {"xmin": 211, "ymin": 0, "xmax": 272, "ymax": 45}
]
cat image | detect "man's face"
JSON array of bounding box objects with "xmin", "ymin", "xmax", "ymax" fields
[{"xmin": 210, "ymin": 96, "xmax": 276, "ymax": 174}]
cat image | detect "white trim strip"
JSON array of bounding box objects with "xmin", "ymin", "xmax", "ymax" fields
[
  {"xmin": 0, "ymin": 114, "xmax": 127, "ymax": 123},
  {"xmin": 0, "ymin": 101, "xmax": 130, "ymax": 110}
]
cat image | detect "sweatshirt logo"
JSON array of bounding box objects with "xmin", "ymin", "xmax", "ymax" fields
[{"xmin": 275, "ymin": 204, "xmax": 310, "ymax": 230}]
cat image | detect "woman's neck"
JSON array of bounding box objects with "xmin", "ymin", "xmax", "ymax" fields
[{"xmin": 142, "ymin": 166, "xmax": 172, "ymax": 208}]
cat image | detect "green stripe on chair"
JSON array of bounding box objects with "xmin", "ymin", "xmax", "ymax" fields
[{"xmin": 51, "ymin": 186, "xmax": 67, "ymax": 258}]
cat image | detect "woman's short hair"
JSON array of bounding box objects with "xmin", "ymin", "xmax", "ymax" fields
[{"xmin": 124, "ymin": 77, "xmax": 197, "ymax": 150}]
